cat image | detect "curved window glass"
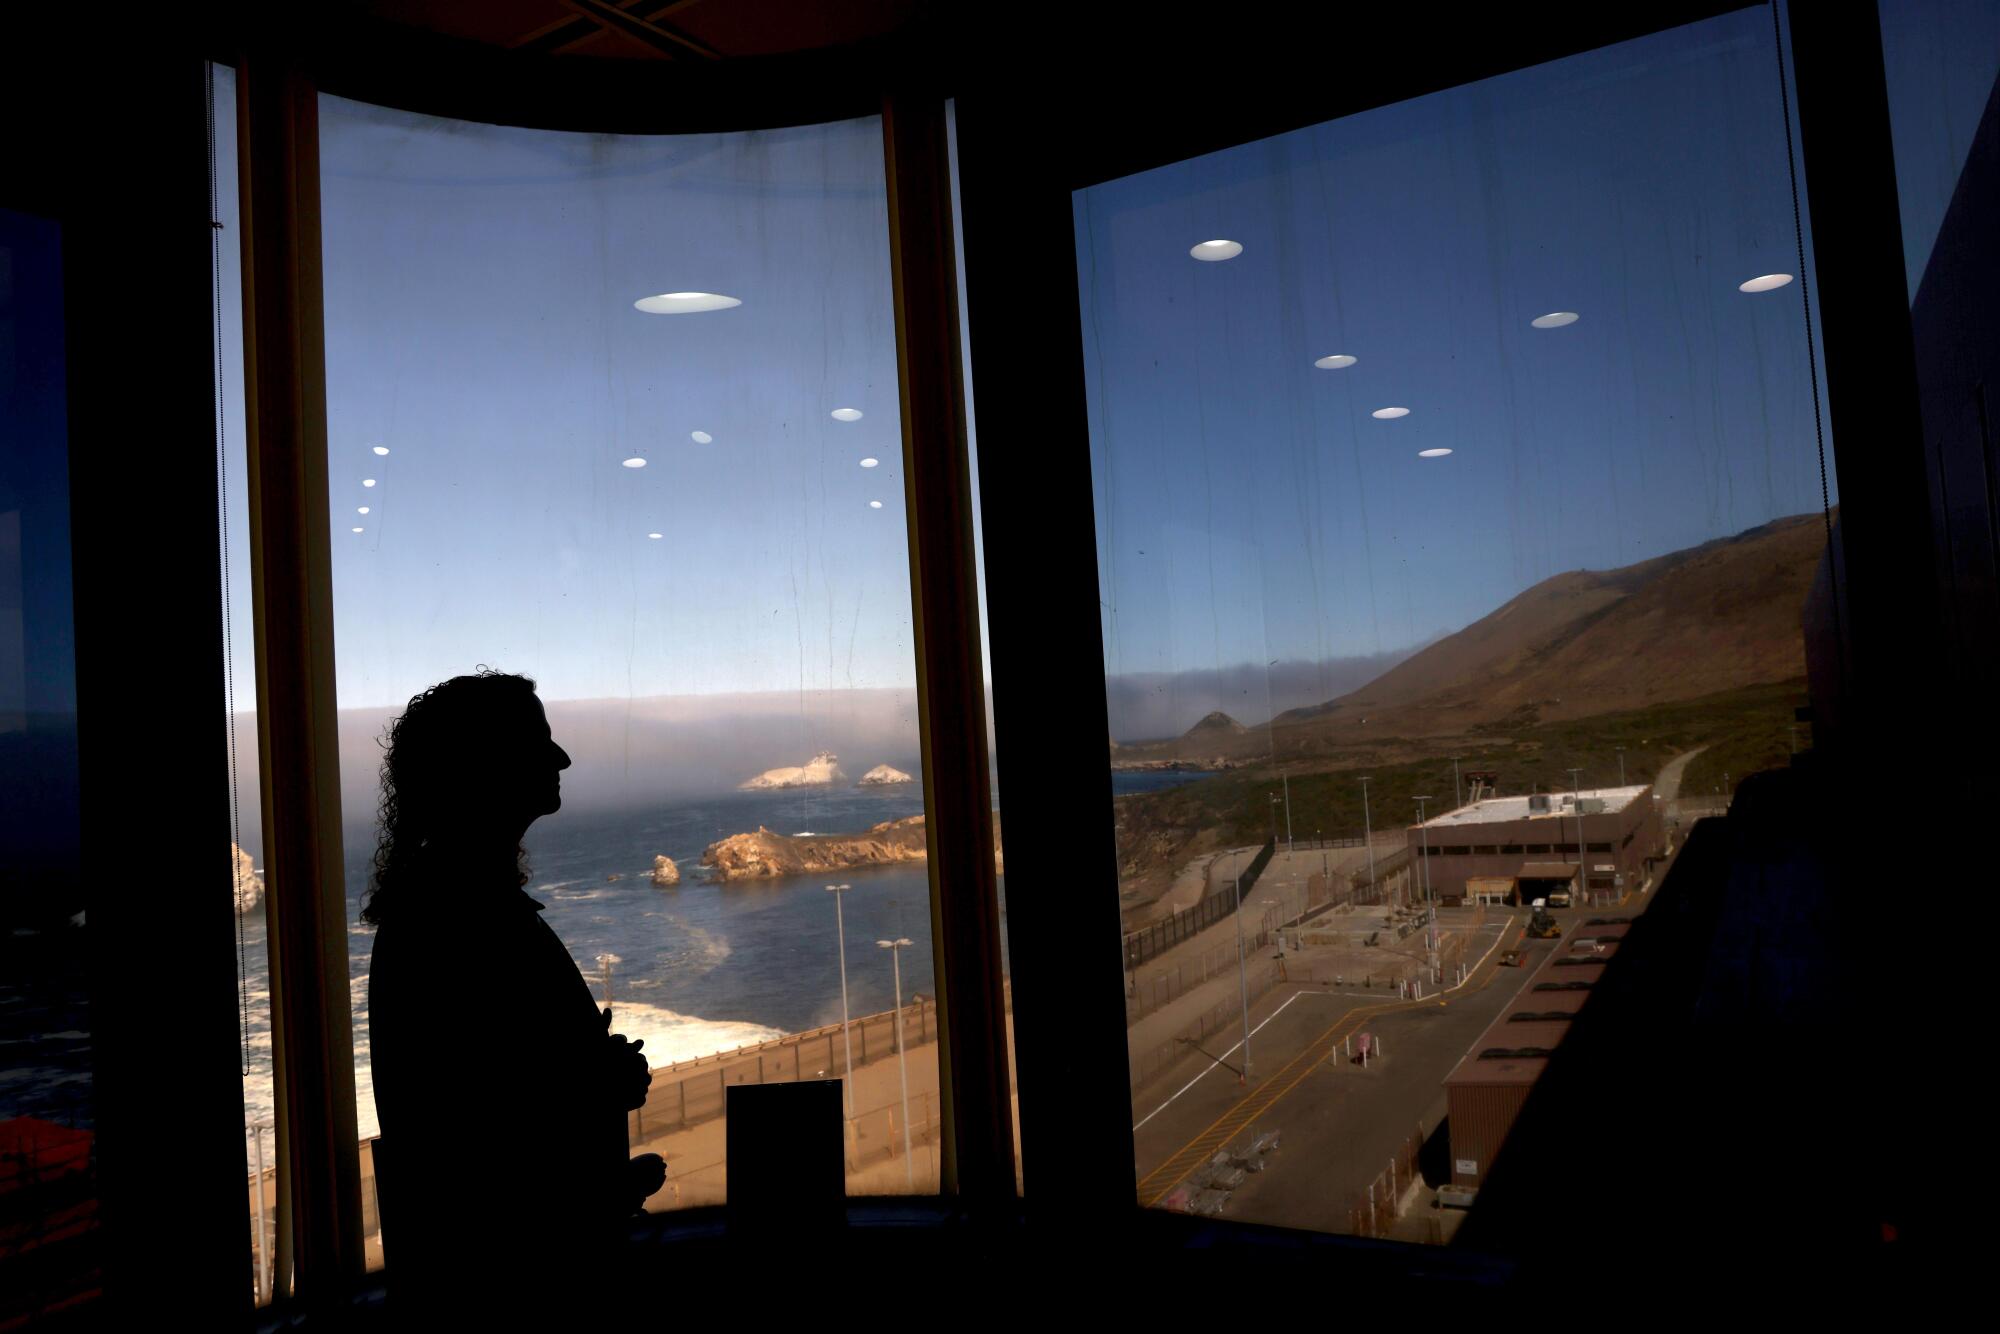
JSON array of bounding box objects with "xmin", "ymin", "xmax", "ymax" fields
[
  {"xmin": 1083, "ymin": 8, "xmax": 1835, "ymax": 1236},
  {"xmin": 316, "ymin": 96, "xmax": 941, "ymax": 1261}
]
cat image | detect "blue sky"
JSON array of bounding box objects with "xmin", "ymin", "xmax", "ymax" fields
[
  {"xmin": 1075, "ymin": 8, "xmax": 1838, "ymax": 693},
  {"xmin": 207, "ymin": 5, "xmax": 2000, "ymax": 720}
]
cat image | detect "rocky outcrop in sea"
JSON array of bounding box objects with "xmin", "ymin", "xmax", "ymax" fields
[
  {"xmin": 700, "ymin": 813, "xmax": 1005, "ymax": 882},
  {"xmin": 740, "ymin": 751, "xmax": 843, "ymax": 790},
  {"xmin": 232, "ymin": 843, "xmax": 264, "ymax": 915},
  {"xmin": 650, "ymin": 855, "xmax": 681, "ymax": 886},
  {"xmin": 858, "ymin": 764, "xmax": 914, "ymax": 786}
]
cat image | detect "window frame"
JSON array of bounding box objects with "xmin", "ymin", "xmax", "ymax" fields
[{"xmin": 111, "ymin": 0, "xmax": 1931, "ymax": 1312}]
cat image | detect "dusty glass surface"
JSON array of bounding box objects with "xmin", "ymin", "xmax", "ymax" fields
[{"xmin": 1077, "ymin": 9, "xmax": 1835, "ymax": 1236}]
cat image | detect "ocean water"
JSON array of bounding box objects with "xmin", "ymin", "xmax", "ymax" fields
[
  {"xmin": 1110, "ymin": 769, "xmax": 1216, "ymax": 796},
  {"xmin": 234, "ymin": 783, "xmax": 987, "ymax": 1140}
]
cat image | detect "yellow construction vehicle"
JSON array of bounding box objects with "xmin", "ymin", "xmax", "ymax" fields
[{"xmin": 1524, "ymin": 899, "xmax": 1562, "ymax": 939}]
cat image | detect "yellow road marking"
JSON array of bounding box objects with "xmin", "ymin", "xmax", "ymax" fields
[{"xmin": 1135, "ymin": 927, "xmax": 1525, "ymax": 1206}]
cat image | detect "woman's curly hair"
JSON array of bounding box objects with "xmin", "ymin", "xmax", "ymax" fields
[{"xmin": 361, "ymin": 669, "xmax": 539, "ymax": 927}]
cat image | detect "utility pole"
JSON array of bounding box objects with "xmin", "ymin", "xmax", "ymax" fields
[
  {"xmin": 1615, "ymin": 746, "xmax": 1627, "ymax": 787},
  {"xmin": 1452, "ymin": 755, "xmax": 1463, "ymax": 809},
  {"xmin": 1413, "ymin": 796, "xmax": 1437, "ymax": 972},
  {"xmin": 1282, "ymin": 772, "xmax": 1293, "ymax": 853},
  {"xmin": 1360, "ymin": 776, "xmax": 1377, "ymax": 905},
  {"xmin": 1565, "ymin": 767, "xmax": 1584, "ymax": 904},
  {"xmin": 825, "ymin": 884, "xmax": 856, "ymax": 1121},
  {"xmin": 1233, "ymin": 872, "xmax": 1253, "ymax": 1081},
  {"xmin": 877, "ymin": 937, "xmax": 916, "ymax": 1189}
]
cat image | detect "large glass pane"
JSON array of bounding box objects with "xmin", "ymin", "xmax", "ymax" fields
[
  {"xmin": 207, "ymin": 64, "xmax": 285, "ymax": 1299},
  {"xmin": 1878, "ymin": 0, "xmax": 2000, "ymax": 299},
  {"xmin": 0, "ymin": 205, "xmax": 96, "ymax": 1325},
  {"xmin": 316, "ymin": 97, "xmax": 940, "ymax": 1249},
  {"xmin": 1079, "ymin": 9, "xmax": 1834, "ymax": 1236},
  {"xmin": 945, "ymin": 97, "xmax": 1020, "ymax": 1194},
  {"xmin": 1878, "ymin": 0, "xmax": 2000, "ymax": 697}
]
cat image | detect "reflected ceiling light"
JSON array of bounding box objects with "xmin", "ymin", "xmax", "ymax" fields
[
  {"xmin": 633, "ymin": 291, "xmax": 742, "ymax": 314},
  {"xmin": 1190, "ymin": 239, "xmax": 1243, "ymax": 261},
  {"xmin": 831, "ymin": 408, "xmax": 863, "ymax": 422},
  {"xmin": 357, "ymin": 506, "xmax": 370, "ymax": 514},
  {"xmin": 1530, "ymin": 311, "xmax": 1580, "ymax": 329},
  {"xmin": 1314, "ymin": 354, "xmax": 1358, "ymax": 369},
  {"xmin": 1371, "ymin": 407, "xmax": 1410, "ymax": 419},
  {"xmin": 351, "ymin": 526, "xmax": 364, "ymax": 533},
  {"xmin": 691, "ymin": 430, "xmax": 713, "ymax": 444},
  {"xmin": 362, "ymin": 478, "xmax": 377, "ymax": 487},
  {"xmin": 648, "ymin": 532, "xmax": 663, "ymax": 540},
  {"xmin": 372, "ymin": 445, "xmax": 390, "ymax": 456},
  {"xmin": 860, "ymin": 457, "xmax": 879, "ymax": 468},
  {"xmin": 621, "ymin": 457, "xmax": 647, "ymax": 469},
  {"xmin": 1738, "ymin": 273, "xmax": 1794, "ymax": 293},
  {"xmin": 1418, "ymin": 448, "xmax": 1454, "ymax": 458},
  {"xmin": 869, "ymin": 500, "xmax": 884, "ymax": 509}
]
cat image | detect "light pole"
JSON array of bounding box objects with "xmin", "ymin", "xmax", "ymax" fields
[
  {"xmin": 1233, "ymin": 870, "xmax": 1253, "ymax": 1081},
  {"xmin": 1451, "ymin": 756, "xmax": 1463, "ymax": 809},
  {"xmin": 1267, "ymin": 791, "xmax": 1282, "ymax": 847},
  {"xmin": 1413, "ymin": 796, "xmax": 1437, "ymax": 968},
  {"xmin": 877, "ymin": 937, "xmax": 916, "ymax": 1190},
  {"xmin": 1281, "ymin": 773, "xmax": 1293, "ymax": 853},
  {"xmin": 1615, "ymin": 746, "xmax": 1627, "ymax": 787},
  {"xmin": 596, "ymin": 952, "xmax": 617, "ymax": 1009},
  {"xmin": 825, "ymin": 884, "xmax": 855, "ymax": 1120},
  {"xmin": 1360, "ymin": 776, "xmax": 1377, "ymax": 904},
  {"xmin": 1565, "ymin": 767, "xmax": 1584, "ymax": 904},
  {"xmin": 250, "ymin": 1121, "xmax": 271, "ymax": 1304}
]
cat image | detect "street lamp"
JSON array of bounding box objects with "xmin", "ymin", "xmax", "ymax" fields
[
  {"xmin": 876, "ymin": 937, "xmax": 916, "ymax": 1190},
  {"xmin": 1233, "ymin": 869, "xmax": 1254, "ymax": 1081},
  {"xmin": 1413, "ymin": 797, "xmax": 1437, "ymax": 969},
  {"xmin": 1281, "ymin": 773, "xmax": 1294, "ymax": 853},
  {"xmin": 1360, "ymin": 776, "xmax": 1377, "ymax": 905},
  {"xmin": 1565, "ymin": 767, "xmax": 1584, "ymax": 905},
  {"xmin": 825, "ymin": 884, "xmax": 855, "ymax": 1120}
]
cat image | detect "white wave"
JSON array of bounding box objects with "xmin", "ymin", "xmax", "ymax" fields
[{"xmin": 598, "ymin": 1000, "xmax": 784, "ymax": 1068}]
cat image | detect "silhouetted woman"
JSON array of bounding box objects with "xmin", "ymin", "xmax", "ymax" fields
[{"xmin": 364, "ymin": 670, "xmax": 662, "ymax": 1317}]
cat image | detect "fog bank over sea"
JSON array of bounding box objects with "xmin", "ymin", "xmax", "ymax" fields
[
  {"xmin": 1105, "ymin": 649, "xmax": 1423, "ymax": 745},
  {"xmin": 227, "ymin": 686, "xmax": 1001, "ymax": 859}
]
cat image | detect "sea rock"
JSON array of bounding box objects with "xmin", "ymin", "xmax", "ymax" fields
[
  {"xmin": 650, "ymin": 855, "xmax": 681, "ymax": 887},
  {"xmin": 232, "ymin": 843, "xmax": 264, "ymax": 915},
  {"xmin": 858, "ymin": 764, "xmax": 914, "ymax": 786},
  {"xmin": 740, "ymin": 750, "xmax": 843, "ymax": 790},
  {"xmin": 700, "ymin": 813, "xmax": 1004, "ymax": 882}
]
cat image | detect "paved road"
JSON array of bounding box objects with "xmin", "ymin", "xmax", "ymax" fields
[
  {"xmin": 1129, "ymin": 909, "xmax": 1523, "ymax": 1214},
  {"xmin": 1128, "ymin": 865, "xmax": 1678, "ymax": 1233},
  {"xmin": 1655, "ymin": 746, "xmax": 1704, "ymax": 803}
]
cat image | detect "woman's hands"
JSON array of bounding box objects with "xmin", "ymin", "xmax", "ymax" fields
[
  {"xmin": 626, "ymin": 1153, "xmax": 667, "ymax": 1213},
  {"xmin": 602, "ymin": 1007, "xmax": 653, "ymax": 1112}
]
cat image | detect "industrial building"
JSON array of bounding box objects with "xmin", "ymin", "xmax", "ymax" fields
[
  {"xmin": 1405, "ymin": 785, "xmax": 1666, "ymax": 907},
  {"xmin": 1443, "ymin": 921, "xmax": 1630, "ymax": 1190}
]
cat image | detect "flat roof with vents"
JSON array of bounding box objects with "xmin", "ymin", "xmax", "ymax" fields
[{"xmin": 1416, "ymin": 785, "xmax": 1650, "ymax": 829}]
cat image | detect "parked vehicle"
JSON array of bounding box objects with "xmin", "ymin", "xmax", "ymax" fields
[{"xmin": 1498, "ymin": 949, "xmax": 1526, "ymax": 967}]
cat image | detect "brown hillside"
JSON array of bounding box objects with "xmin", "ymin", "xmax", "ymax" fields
[{"xmin": 1188, "ymin": 513, "xmax": 1828, "ymax": 758}]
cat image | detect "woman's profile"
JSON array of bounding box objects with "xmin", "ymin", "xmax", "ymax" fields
[{"xmin": 364, "ymin": 669, "xmax": 663, "ymax": 1315}]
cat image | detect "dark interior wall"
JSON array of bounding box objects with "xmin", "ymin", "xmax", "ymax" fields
[
  {"xmin": 1910, "ymin": 69, "xmax": 2000, "ymax": 736},
  {"xmin": 3, "ymin": 20, "xmax": 252, "ymax": 1325}
]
